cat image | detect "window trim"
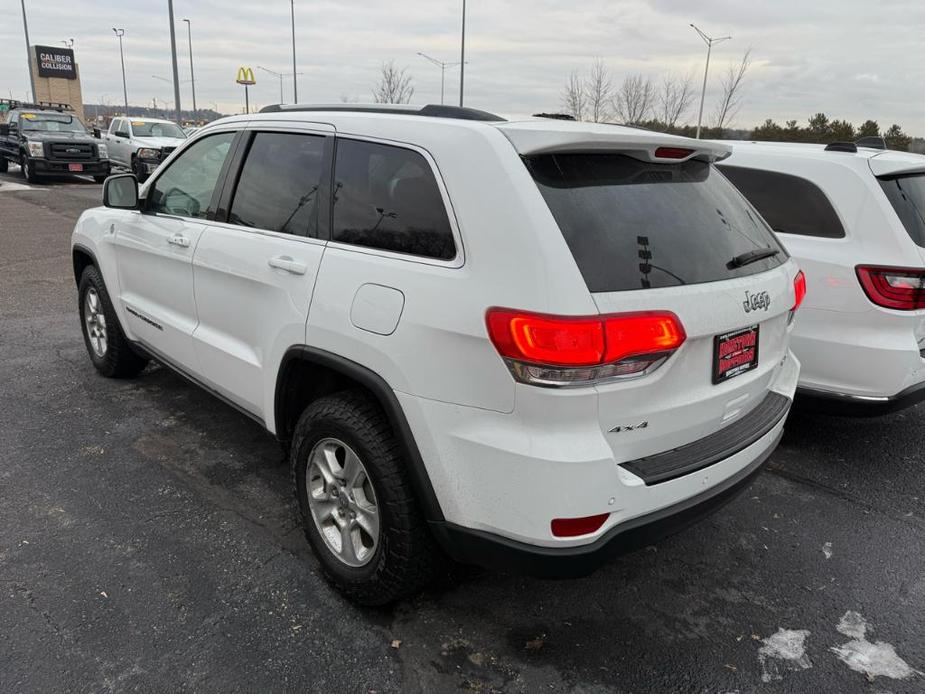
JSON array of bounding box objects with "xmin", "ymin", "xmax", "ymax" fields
[
  {"xmin": 327, "ymin": 133, "xmax": 465, "ymax": 268},
  {"xmin": 717, "ymin": 163, "xmax": 848, "ymax": 240},
  {"xmin": 215, "ymin": 126, "xmax": 334, "ymax": 241},
  {"xmin": 141, "ymin": 128, "xmax": 242, "ymax": 222}
]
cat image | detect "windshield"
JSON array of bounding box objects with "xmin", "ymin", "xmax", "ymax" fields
[
  {"xmin": 879, "ymin": 174, "xmax": 925, "ymax": 248},
  {"xmin": 526, "ymin": 153, "xmax": 785, "ymax": 293},
  {"xmin": 131, "ymin": 121, "xmax": 186, "ymax": 139},
  {"xmin": 20, "ymin": 113, "xmax": 87, "ymax": 133}
]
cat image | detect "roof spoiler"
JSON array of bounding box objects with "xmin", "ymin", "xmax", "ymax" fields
[{"xmin": 855, "ymin": 136, "xmax": 887, "ymax": 150}]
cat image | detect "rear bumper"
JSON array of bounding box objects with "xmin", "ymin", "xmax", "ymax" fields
[
  {"xmin": 430, "ymin": 429, "xmax": 779, "ymax": 578},
  {"xmin": 33, "ymin": 159, "xmax": 110, "ymax": 175},
  {"xmin": 796, "ymin": 381, "xmax": 925, "ymax": 417}
]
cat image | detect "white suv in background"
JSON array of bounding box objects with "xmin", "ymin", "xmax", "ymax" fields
[
  {"xmin": 72, "ymin": 105, "xmax": 801, "ymax": 604},
  {"xmin": 720, "ymin": 141, "xmax": 925, "ymax": 414}
]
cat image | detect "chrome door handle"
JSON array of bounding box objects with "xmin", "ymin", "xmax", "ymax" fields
[
  {"xmin": 268, "ymin": 255, "xmax": 308, "ymax": 275},
  {"xmin": 167, "ymin": 233, "xmax": 191, "ymax": 248}
]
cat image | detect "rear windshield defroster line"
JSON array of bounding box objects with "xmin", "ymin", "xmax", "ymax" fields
[{"xmin": 525, "ymin": 153, "xmax": 786, "ymax": 293}]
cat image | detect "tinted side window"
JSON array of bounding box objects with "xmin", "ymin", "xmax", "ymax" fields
[
  {"xmin": 718, "ymin": 165, "xmax": 846, "ymax": 239},
  {"xmin": 332, "ymin": 139, "xmax": 455, "ymax": 260},
  {"xmin": 228, "ymin": 132, "xmax": 327, "ymax": 236},
  {"xmin": 148, "ymin": 132, "xmax": 235, "ymax": 219}
]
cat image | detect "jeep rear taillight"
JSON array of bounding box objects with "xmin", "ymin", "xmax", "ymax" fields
[
  {"xmin": 856, "ymin": 265, "xmax": 925, "ymax": 310},
  {"xmin": 485, "ymin": 309, "xmax": 686, "ymax": 387}
]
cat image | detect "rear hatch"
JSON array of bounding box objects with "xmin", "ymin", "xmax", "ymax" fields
[
  {"xmin": 869, "ymin": 151, "xmax": 925, "ymax": 266},
  {"xmin": 507, "ymin": 123, "xmax": 797, "ymax": 464}
]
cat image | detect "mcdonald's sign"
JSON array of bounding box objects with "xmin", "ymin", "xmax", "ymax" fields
[{"xmin": 235, "ymin": 66, "xmax": 256, "ymax": 85}]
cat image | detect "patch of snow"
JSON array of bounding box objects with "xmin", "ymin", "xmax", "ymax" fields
[
  {"xmin": 758, "ymin": 628, "xmax": 812, "ymax": 683},
  {"xmin": 0, "ymin": 181, "xmax": 43, "ymax": 193},
  {"xmin": 832, "ymin": 611, "xmax": 919, "ymax": 681},
  {"xmin": 822, "ymin": 542, "xmax": 833, "ymax": 559}
]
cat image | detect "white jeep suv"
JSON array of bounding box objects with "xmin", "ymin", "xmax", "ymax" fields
[
  {"xmin": 72, "ymin": 105, "xmax": 801, "ymax": 604},
  {"xmin": 720, "ymin": 140, "xmax": 925, "ymax": 414}
]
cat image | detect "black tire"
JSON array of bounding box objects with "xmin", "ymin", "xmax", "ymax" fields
[
  {"xmin": 131, "ymin": 156, "xmax": 148, "ymax": 183},
  {"xmin": 21, "ymin": 155, "xmax": 39, "ymax": 184},
  {"xmin": 0, "ymin": 156, "xmax": 8, "ymax": 173},
  {"xmin": 93, "ymin": 174, "xmax": 109, "ymax": 184},
  {"xmin": 291, "ymin": 391, "xmax": 437, "ymax": 605},
  {"xmin": 78, "ymin": 265, "xmax": 148, "ymax": 378}
]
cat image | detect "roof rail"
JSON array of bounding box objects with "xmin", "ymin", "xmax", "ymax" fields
[
  {"xmin": 258, "ymin": 103, "xmax": 505, "ymax": 122},
  {"xmin": 532, "ymin": 112, "xmax": 576, "ymax": 121},
  {"xmin": 0, "ymin": 98, "xmax": 75, "ymax": 113},
  {"xmin": 855, "ymin": 136, "xmax": 887, "ymax": 150},
  {"xmin": 824, "ymin": 141, "xmax": 857, "ymax": 153}
]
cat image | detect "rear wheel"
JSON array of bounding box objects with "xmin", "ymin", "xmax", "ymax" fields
[
  {"xmin": 0, "ymin": 156, "xmax": 8, "ymax": 173},
  {"xmin": 20, "ymin": 155, "xmax": 39, "ymax": 183},
  {"xmin": 78, "ymin": 265, "xmax": 148, "ymax": 378},
  {"xmin": 291, "ymin": 391, "xmax": 437, "ymax": 605},
  {"xmin": 93, "ymin": 174, "xmax": 109, "ymax": 184}
]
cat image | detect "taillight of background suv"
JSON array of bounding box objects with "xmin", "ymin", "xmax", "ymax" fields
[{"xmin": 856, "ymin": 266, "xmax": 925, "ymax": 310}]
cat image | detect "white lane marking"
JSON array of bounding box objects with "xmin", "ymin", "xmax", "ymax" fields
[
  {"xmin": 822, "ymin": 542, "xmax": 833, "ymax": 559},
  {"xmin": 832, "ymin": 611, "xmax": 920, "ymax": 681},
  {"xmin": 758, "ymin": 628, "xmax": 813, "ymax": 682}
]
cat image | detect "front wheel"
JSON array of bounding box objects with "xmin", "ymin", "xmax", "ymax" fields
[
  {"xmin": 0, "ymin": 156, "xmax": 8, "ymax": 173},
  {"xmin": 291, "ymin": 391, "xmax": 437, "ymax": 605},
  {"xmin": 78, "ymin": 266, "xmax": 148, "ymax": 378},
  {"xmin": 21, "ymin": 155, "xmax": 39, "ymax": 183},
  {"xmin": 93, "ymin": 173, "xmax": 109, "ymax": 184}
]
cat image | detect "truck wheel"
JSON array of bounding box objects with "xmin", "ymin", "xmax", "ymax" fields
[
  {"xmin": 291, "ymin": 391, "xmax": 437, "ymax": 605},
  {"xmin": 132, "ymin": 157, "xmax": 148, "ymax": 183},
  {"xmin": 21, "ymin": 155, "xmax": 39, "ymax": 184},
  {"xmin": 0, "ymin": 157, "xmax": 7, "ymax": 173},
  {"xmin": 78, "ymin": 265, "xmax": 149, "ymax": 378},
  {"xmin": 93, "ymin": 174, "xmax": 109, "ymax": 184}
]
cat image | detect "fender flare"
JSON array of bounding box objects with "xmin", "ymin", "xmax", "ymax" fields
[{"xmin": 275, "ymin": 345, "xmax": 445, "ymax": 522}]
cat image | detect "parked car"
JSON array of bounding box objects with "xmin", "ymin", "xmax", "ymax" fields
[
  {"xmin": 719, "ymin": 140, "xmax": 925, "ymax": 415},
  {"xmin": 100, "ymin": 116, "xmax": 186, "ymax": 182},
  {"xmin": 71, "ymin": 104, "xmax": 802, "ymax": 604},
  {"xmin": 0, "ymin": 100, "xmax": 110, "ymax": 183}
]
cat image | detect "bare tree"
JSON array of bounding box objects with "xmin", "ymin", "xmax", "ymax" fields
[
  {"xmin": 613, "ymin": 74, "xmax": 655, "ymax": 124},
  {"xmin": 586, "ymin": 59, "xmax": 613, "ymax": 123},
  {"xmin": 713, "ymin": 50, "xmax": 752, "ymax": 131},
  {"xmin": 373, "ymin": 60, "xmax": 415, "ymax": 104},
  {"xmin": 561, "ymin": 71, "xmax": 586, "ymax": 121},
  {"xmin": 658, "ymin": 72, "xmax": 694, "ymax": 128}
]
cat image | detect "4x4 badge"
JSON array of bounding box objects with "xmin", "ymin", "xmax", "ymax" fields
[{"xmin": 743, "ymin": 290, "xmax": 771, "ymax": 313}]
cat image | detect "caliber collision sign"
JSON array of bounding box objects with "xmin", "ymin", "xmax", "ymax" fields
[{"xmin": 35, "ymin": 46, "xmax": 77, "ymax": 80}]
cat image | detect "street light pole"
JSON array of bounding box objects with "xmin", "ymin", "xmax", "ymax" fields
[
  {"xmin": 112, "ymin": 28, "xmax": 128, "ymax": 112},
  {"xmin": 21, "ymin": 0, "xmax": 36, "ymax": 102},
  {"xmin": 167, "ymin": 0, "xmax": 182, "ymax": 122},
  {"xmin": 182, "ymin": 19, "xmax": 196, "ymax": 113},
  {"xmin": 691, "ymin": 23, "xmax": 731, "ymax": 139},
  {"xmin": 417, "ymin": 53, "xmax": 462, "ymax": 106},
  {"xmin": 458, "ymin": 0, "xmax": 466, "ymax": 107},
  {"xmin": 290, "ymin": 0, "xmax": 298, "ymax": 103}
]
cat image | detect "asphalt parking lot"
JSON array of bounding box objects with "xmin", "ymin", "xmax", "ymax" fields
[{"xmin": 1, "ymin": 169, "xmax": 924, "ymax": 693}]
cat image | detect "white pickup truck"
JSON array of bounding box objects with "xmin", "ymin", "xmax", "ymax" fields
[{"xmin": 101, "ymin": 116, "xmax": 186, "ymax": 181}]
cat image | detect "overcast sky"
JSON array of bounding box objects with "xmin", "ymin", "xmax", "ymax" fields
[{"xmin": 3, "ymin": 0, "xmax": 923, "ymax": 133}]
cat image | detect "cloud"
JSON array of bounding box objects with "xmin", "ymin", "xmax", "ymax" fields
[{"xmin": 2, "ymin": 0, "xmax": 924, "ymax": 133}]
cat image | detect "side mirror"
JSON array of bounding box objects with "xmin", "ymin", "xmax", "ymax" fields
[
  {"xmin": 0, "ymin": 124, "xmax": 9, "ymax": 137},
  {"xmin": 115, "ymin": 130, "xmax": 129, "ymax": 139},
  {"xmin": 103, "ymin": 174, "xmax": 139, "ymax": 209},
  {"xmin": 92, "ymin": 127, "xmax": 101, "ymax": 139}
]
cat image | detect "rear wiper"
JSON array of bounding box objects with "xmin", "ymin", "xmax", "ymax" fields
[{"xmin": 727, "ymin": 247, "xmax": 780, "ymax": 269}]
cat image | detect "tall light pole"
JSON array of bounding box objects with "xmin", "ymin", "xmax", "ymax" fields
[
  {"xmin": 167, "ymin": 0, "xmax": 182, "ymax": 122},
  {"xmin": 458, "ymin": 0, "xmax": 466, "ymax": 107},
  {"xmin": 182, "ymin": 19, "xmax": 196, "ymax": 113},
  {"xmin": 21, "ymin": 0, "xmax": 36, "ymax": 102},
  {"xmin": 691, "ymin": 23, "xmax": 731, "ymax": 139},
  {"xmin": 258, "ymin": 66, "xmax": 303, "ymax": 104},
  {"xmin": 112, "ymin": 28, "xmax": 128, "ymax": 112},
  {"xmin": 290, "ymin": 0, "xmax": 298, "ymax": 103},
  {"xmin": 417, "ymin": 53, "xmax": 461, "ymax": 106},
  {"xmin": 62, "ymin": 38, "xmax": 74, "ymax": 49}
]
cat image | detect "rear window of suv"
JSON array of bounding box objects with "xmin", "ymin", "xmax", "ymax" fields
[
  {"xmin": 526, "ymin": 153, "xmax": 785, "ymax": 292},
  {"xmin": 878, "ymin": 174, "xmax": 925, "ymax": 248}
]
